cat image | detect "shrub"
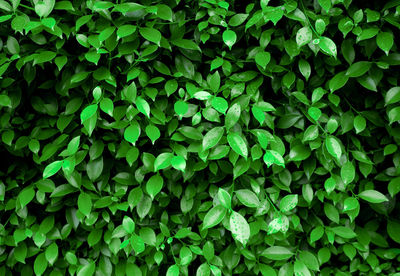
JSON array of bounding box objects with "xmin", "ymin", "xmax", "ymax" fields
[{"xmin": 1, "ymin": 0, "xmax": 400, "ymax": 275}]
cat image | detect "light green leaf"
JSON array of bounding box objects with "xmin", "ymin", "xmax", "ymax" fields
[
  {"xmin": 296, "ymin": 26, "xmax": 312, "ymax": 47},
  {"xmin": 124, "ymin": 123, "xmax": 141, "ymax": 145},
  {"xmin": 222, "ymin": 30, "xmax": 237, "ymax": 50},
  {"xmin": 225, "ymin": 103, "xmax": 241, "ymax": 130},
  {"xmin": 135, "ymin": 96, "xmax": 150, "ymax": 118},
  {"xmin": 325, "ymin": 136, "xmax": 342, "ymax": 161},
  {"xmin": 261, "ymin": 246, "xmax": 294, "ymax": 260},
  {"xmin": 218, "ymin": 188, "xmax": 231, "ymax": 209},
  {"xmin": 146, "ymin": 174, "xmax": 164, "ymax": 200},
  {"xmin": 318, "ymin": 36, "xmax": 337, "ymax": 58},
  {"xmin": 34, "ymin": 253, "xmax": 48, "ymax": 276},
  {"xmin": 80, "ymin": 104, "xmax": 98, "ymax": 123},
  {"xmin": 171, "ymin": 156, "xmax": 186, "ymax": 172},
  {"xmin": 341, "ymin": 161, "xmax": 355, "ymax": 185},
  {"xmin": 280, "ymin": 194, "xmax": 298, "ymax": 212},
  {"xmin": 202, "ymin": 205, "xmax": 227, "ymax": 230},
  {"xmin": 343, "ymin": 197, "xmax": 359, "ymax": 211},
  {"xmin": 154, "ymin": 152, "xmax": 173, "ymax": 171},
  {"xmin": 145, "ymin": 124, "xmax": 161, "ymax": 144},
  {"xmin": 211, "ymin": 97, "xmax": 228, "ymax": 114},
  {"xmin": 78, "ymin": 192, "xmax": 92, "ymax": 216},
  {"xmin": 166, "ymin": 265, "xmax": 180, "ymax": 276},
  {"xmin": 123, "ymin": 216, "xmax": 135, "ymax": 234},
  {"xmin": 174, "ymin": 101, "xmax": 188, "ymax": 116},
  {"xmin": 227, "ymin": 132, "xmax": 248, "ymax": 159},
  {"xmin": 385, "ymin": 87, "xmax": 400, "ymax": 106},
  {"xmin": 202, "ymin": 127, "xmax": 224, "ymax": 152},
  {"xmin": 263, "ymin": 150, "xmax": 285, "ymax": 167},
  {"xmin": 358, "ymin": 190, "xmax": 388, "ymax": 203},
  {"xmin": 43, "ymin": 160, "xmax": 63, "ymax": 179},
  {"xmin": 229, "ymin": 211, "xmax": 250, "ymax": 246},
  {"xmin": 318, "ymin": 0, "xmax": 331, "ymax": 12},
  {"xmin": 235, "ymin": 189, "xmax": 260, "ymax": 208}
]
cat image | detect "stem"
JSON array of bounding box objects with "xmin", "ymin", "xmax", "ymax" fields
[
  {"xmin": 19, "ymin": 3, "xmax": 35, "ymax": 11},
  {"xmin": 299, "ymin": 0, "xmax": 320, "ymax": 38},
  {"xmin": 265, "ymin": 192, "xmax": 280, "ymax": 214},
  {"xmin": 343, "ymin": 97, "xmax": 362, "ymax": 115}
]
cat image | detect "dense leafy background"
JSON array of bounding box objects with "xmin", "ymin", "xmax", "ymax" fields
[{"xmin": 1, "ymin": 0, "xmax": 400, "ymax": 275}]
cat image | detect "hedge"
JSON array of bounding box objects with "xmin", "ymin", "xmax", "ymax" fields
[{"xmin": 1, "ymin": 0, "xmax": 400, "ymax": 275}]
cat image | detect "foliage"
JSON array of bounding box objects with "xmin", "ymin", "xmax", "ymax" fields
[{"xmin": 1, "ymin": 0, "xmax": 400, "ymax": 275}]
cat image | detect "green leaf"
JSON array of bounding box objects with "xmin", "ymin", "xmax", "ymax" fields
[
  {"xmin": 135, "ymin": 96, "xmax": 151, "ymax": 118},
  {"xmin": 174, "ymin": 101, "xmax": 188, "ymax": 116},
  {"xmin": 318, "ymin": 36, "xmax": 337, "ymax": 58},
  {"xmin": 263, "ymin": 150, "xmax": 285, "ymax": 167},
  {"xmin": 202, "ymin": 127, "xmax": 225, "ymax": 152},
  {"xmin": 289, "ymin": 144, "xmax": 311, "ymax": 161},
  {"xmin": 261, "ymin": 246, "xmax": 294, "ymax": 260},
  {"xmin": 325, "ymin": 136, "xmax": 342, "ymax": 161},
  {"xmin": 172, "ymin": 38, "xmax": 201, "ymax": 52},
  {"xmin": 280, "ymin": 194, "xmax": 298, "ymax": 212},
  {"xmin": 80, "ymin": 104, "xmax": 98, "ymax": 123},
  {"xmin": 122, "ymin": 216, "xmax": 135, "ymax": 234},
  {"xmin": 139, "ymin": 27, "xmax": 162, "ymax": 45},
  {"xmin": 353, "ymin": 115, "xmax": 366, "ymax": 133},
  {"xmin": 77, "ymin": 262, "xmax": 96, "ymax": 276},
  {"xmin": 318, "ymin": 0, "xmax": 331, "ymax": 12},
  {"xmin": 211, "ymin": 97, "xmax": 228, "ymax": 114},
  {"xmin": 218, "ymin": 188, "xmax": 231, "ymax": 209},
  {"xmin": 331, "ymin": 226, "xmax": 356, "ymax": 239},
  {"xmin": 222, "ymin": 30, "xmax": 237, "ymax": 50},
  {"xmin": 225, "ymin": 103, "xmax": 241, "ymax": 130},
  {"xmin": 34, "ymin": 253, "xmax": 48, "ymax": 276},
  {"xmin": 388, "ymin": 106, "xmax": 400, "ymax": 124},
  {"xmin": 171, "ymin": 155, "xmax": 186, "ymax": 172},
  {"xmin": 166, "ymin": 265, "xmax": 180, "ymax": 276},
  {"xmin": 310, "ymin": 226, "xmax": 324, "ymax": 243},
  {"xmin": 227, "ymin": 132, "xmax": 248, "ymax": 159},
  {"xmin": 387, "ymin": 220, "xmax": 400, "ymax": 244},
  {"xmin": 343, "ymin": 197, "xmax": 359, "ymax": 211},
  {"xmin": 358, "ymin": 190, "xmax": 388, "ymax": 203},
  {"xmin": 294, "ymin": 260, "xmax": 311, "ymax": 276},
  {"xmin": 376, "ymin": 32, "xmax": 394, "ymax": 55},
  {"xmin": 228, "ymin": 13, "xmax": 248, "ymax": 26},
  {"xmin": 117, "ymin": 25, "xmax": 136, "ymax": 39},
  {"xmin": 299, "ymin": 251, "xmax": 319, "ymax": 271},
  {"xmin": 18, "ymin": 187, "xmax": 35, "ymax": 208},
  {"xmin": 156, "ymin": 4, "xmax": 173, "ymax": 21},
  {"xmin": 45, "ymin": 243, "xmax": 58, "ymax": 265},
  {"xmin": 124, "ymin": 123, "xmax": 141, "ymax": 145},
  {"xmin": 202, "ymin": 205, "xmax": 227, "ymax": 230},
  {"xmin": 341, "ymin": 161, "xmax": 355, "ymax": 185},
  {"xmin": 145, "ymin": 124, "xmax": 161, "ymax": 144},
  {"xmin": 146, "ymin": 174, "xmax": 164, "ymax": 199},
  {"xmin": 43, "ymin": 160, "xmax": 63, "ymax": 179},
  {"xmin": 78, "ymin": 192, "xmax": 92, "ymax": 216},
  {"xmin": 296, "ymin": 26, "xmax": 312, "ymax": 47},
  {"xmin": 385, "ymin": 87, "xmax": 400, "ymax": 105},
  {"xmin": 329, "ymin": 71, "xmax": 349, "ymax": 92},
  {"xmin": 346, "ymin": 61, "xmax": 371, "ymax": 77},
  {"xmin": 235, "ymin": 189, "xmax": 260, "ymax": 208},
  {"xmin": 388, "ymin": 177, "xmax": 400, "ymax": 197},
  {"xmin": 229, "ymin": 211, "xmax": 250, "ymax": 246},
  {"xmin": 154, "ymin": 152, "xmax": 173, "ymax": 171},
  {"xmin": 255, "ymin": 51, "xmax": 271, "ymax": 69}
]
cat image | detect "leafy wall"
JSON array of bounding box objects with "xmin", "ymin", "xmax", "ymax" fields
[{"xmin": 1, "ymin": 0, "xmax": 400, "ymax": 275}]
